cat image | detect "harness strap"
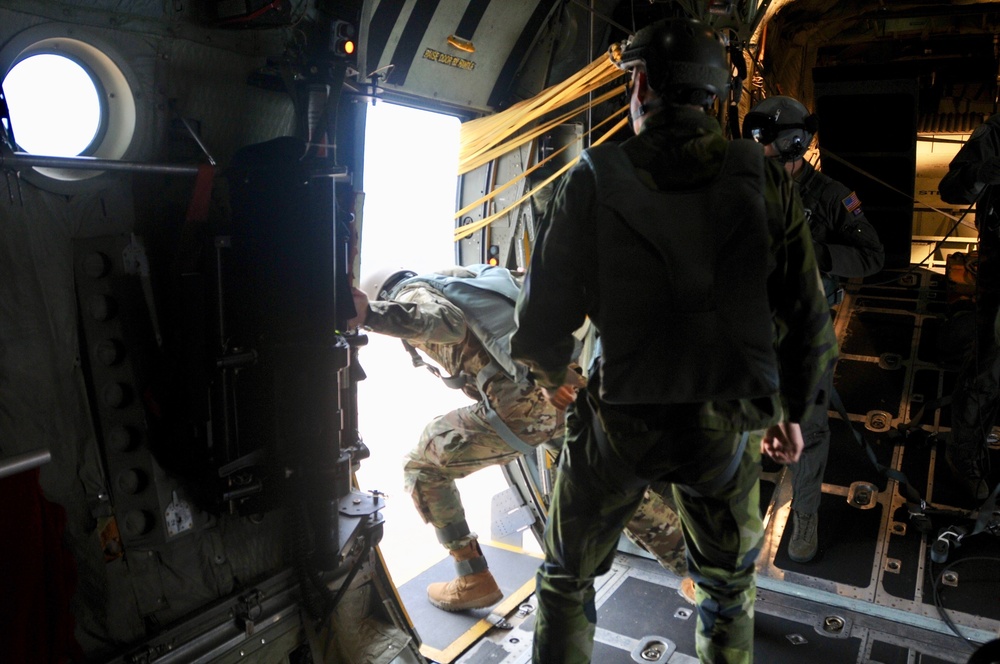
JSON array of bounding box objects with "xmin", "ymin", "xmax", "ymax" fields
[
  {"xmin": 584, "ymin": 394, "xmax": 749, "ymax": 495},
  {"xmin": 678, "ymin": 431, "xmax": 750, "ymax": 498},
  {"xmin": 401, "ymin": 339, "xmax": 467, "ymax": 389},
  {"xmin": 474, "ymin": 361, "xmax": 538, "ymax": 457},
  {"xmin": 830, "ymin": 387, "xmax": 929, "ymax": 518},
  {"xmin": 435, "ymin": 520, "xmax": 472, "ymax": 544},
  {"xmin": 401, "ymin": 340, "xmax": 537, "ymax": 456},
  {"xmin": 455, "ymin": 555, "xmax": 489, "ymax": 576},
  {"xmin": 586, "ymin": 397, "xmax": 647, "ymax": 491}
]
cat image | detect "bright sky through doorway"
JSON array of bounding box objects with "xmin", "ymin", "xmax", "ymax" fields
[
  {"xmin": 359, "ymin": 102, "xmax": 460, "ymax": 276},
  {"xmin": 354, "ymin": 102, "xmax": 512, "ymax": 586}
]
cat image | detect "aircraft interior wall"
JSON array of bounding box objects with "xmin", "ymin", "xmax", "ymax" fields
[
  {"xmin": 2, "ymin": 1, "xmax": 1000, "ymax": 663},
  {"xmin": 0, "ymin": 2, "xmax": 389, "ymax": 662}
]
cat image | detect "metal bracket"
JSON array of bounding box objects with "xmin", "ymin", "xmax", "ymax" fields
[
  {"xmin": 848, "ymin": 481, "xmax": 879, "ymax": 509},
  {"xmin": 235, "ymin": 589, "xmax": 264, "ymax": 636},
  {"xmin": 339, "ymin": 489, "xmax": 385, "ymax": 516},
  {"xmin": 490, "ymin": 486, "xmax": 535, "ymax": 546},
  {"xmin": 630, "ymin": 636, "xmax": 676, "ymax": 663}
]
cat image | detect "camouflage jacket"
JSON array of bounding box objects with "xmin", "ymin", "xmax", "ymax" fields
[{"xmin": 363, "ymin": 267, "xmax": 496, "ymax": 402}]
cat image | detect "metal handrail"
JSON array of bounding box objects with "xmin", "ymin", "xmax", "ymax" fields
[{"xmin": 0, "ymin": 449, "xmax": 52, "ymax": 479}]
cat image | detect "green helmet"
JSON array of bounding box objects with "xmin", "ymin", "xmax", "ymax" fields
[{"xmin": 612, "ymin": 17, "xmax": 730, "ymax": 107}]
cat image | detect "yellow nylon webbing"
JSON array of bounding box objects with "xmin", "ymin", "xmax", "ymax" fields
[
  {"xmin": 455, "ymin": 100, "xmax": 627, "ymax": 219},
  {"xmin": 458, "ymin": 55, "xmax": 624, "ymax": 175},
  {"xmin": 455, "ymin": 54, "xmax": 627, "ymax": 242},
  {"xmin": 454, "ymin": 113, "xmax": 629, "ymax": 241}
]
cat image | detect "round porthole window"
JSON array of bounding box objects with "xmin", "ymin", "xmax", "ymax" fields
[
  {"xmin": 4, "ymin": 53, "xmax": 105, "ymax": 157},
  {"xmin": 0, "ymin": 24, "xmax": 145, "ymax": 192}
]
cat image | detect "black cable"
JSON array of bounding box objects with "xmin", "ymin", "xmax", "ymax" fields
[
  {"xmin": 858, "ymin": 202, "xmax": 976, "ymax": 288},
  {"xmin": 319, "ymin": 531, "xmax": 373, "ymax": 627},
  {"xmin": 929, "ymin": 555, "xmax": 1000, "ymax": 647},
  {"xmin": 816, "ymin": 147, "xmax": 982, "ymax": 288}
]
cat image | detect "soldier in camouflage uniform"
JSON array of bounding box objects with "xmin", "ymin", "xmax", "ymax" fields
[
  {"xmin": 349, "ymin": 265, "xmax": 690, "ymax": 613},
  {"xmin": 510, "ymin": 18, "xmax": 837, "ymax": 664}
]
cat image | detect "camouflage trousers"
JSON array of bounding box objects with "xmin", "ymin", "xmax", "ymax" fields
[
  {"xmin": 622, "ymin": 485, "xmax": 687, "ymax": 576},
  {"xmin": 403, "ymin": 378, "xmax": 563, "ymax": 548},
  {"xmin": 533, "ymin": 396, "xmax": 762, "ymax": 664},
  {"xmin": 790, "ymin": 364, "xmax": 833, "ymax": 515},
  {"xmin": 403, "ymin": 379, "xmax": 688, "ymax": 577}
]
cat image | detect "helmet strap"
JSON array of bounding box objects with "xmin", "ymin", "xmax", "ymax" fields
[{"xmin": 631, "ymin": 96, "xmax": 664, "ymax": 121}]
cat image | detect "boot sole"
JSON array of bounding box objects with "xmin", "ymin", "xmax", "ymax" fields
[
  {"xmin": 788, "ymin": 549, "xmax": 817, "ymax": 563},
  {"xmin": 428, "ymin": 589, "xmax": 504, "ymax": 612}
]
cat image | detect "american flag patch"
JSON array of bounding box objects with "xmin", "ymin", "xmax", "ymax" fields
[{"xmin": 842, "ymin": 191, "xmax": 863, "ymax": 216}]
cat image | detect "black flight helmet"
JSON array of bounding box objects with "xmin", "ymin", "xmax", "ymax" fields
[
  {"xmin": 743, "ymin": 96, "xmax": 819, "ymax": 162},
  {"xmin": 610, "ymin": 17, "xmax": 731, "ymax": 110}
]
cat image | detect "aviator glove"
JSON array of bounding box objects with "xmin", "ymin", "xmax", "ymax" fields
[{"xmin": 976, "ymin": 156, "xmax": 1000, "ymax": 186}]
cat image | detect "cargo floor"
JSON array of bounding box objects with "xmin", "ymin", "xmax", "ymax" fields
[{"xmin": 445, "ymin": 268, "xmax": 1000, "ymax": 664}]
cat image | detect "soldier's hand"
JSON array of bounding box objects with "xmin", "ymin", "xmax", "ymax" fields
[
  {"xmin": 542, "ymin": 384, "xmax": 579, "ymax": 411},
  {"xmin": 566, "ymin": 367, "xmax": 588, "ymax": 389},
  {"xmin": 347, "ymin": 287, "xmax": 369, "ymax": 328},
  {"xmin": 760, "ymin": 422, "xmax": 804, "ymax": 464},
  {"xmin": 977, "ymin": 156, "xmax": 1000, "ymax": 186}
]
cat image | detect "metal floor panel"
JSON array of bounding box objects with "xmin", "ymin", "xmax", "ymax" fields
[
  {"xmin": 757, "ymin": 269, "xmax": 1000, "ymax": 653},
  {"xmin": 451, "ymin": 269, "xmax": 1000, "ymax": 664},
  {"xmin": 401, "ymin": 544, "xmax": 540, "ymax": 664},
  {"xmin": 456, "ymin": 553, "xmax": 982, "ymax": 664}
]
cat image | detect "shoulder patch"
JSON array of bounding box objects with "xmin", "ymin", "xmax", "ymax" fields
[{"xmin": 842, "ymin": 191, "xmax": 863, "ymax": 217}]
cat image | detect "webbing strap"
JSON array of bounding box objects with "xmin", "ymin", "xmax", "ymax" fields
[
  {"xmin": 175, "ymin": 164, "xmax": 216, "ymax": 276},
  {"xmin": 435, "ymin": 519, "xmax": 471, "ymax": 544},
  {"xmin": 474, "ymin": 362, "xmax": 537, "ymax": 457},
  {"xmin": 400, "ymin": 340, "xmax": 537, "ymax": 456},
  {"xmin": 846, "ymin": 389, "xmax": 1000, "ymax": 538},
  {"xmin": 400, "ymin": 340, "xmax": 467, "ymax": 389},
  {"xmin": 679, "ymin": 431, "xmax": 750, "ymax": 499},
  {"xmin": 829, "ymin": 387, "xmax": 927, "ymax": 514},
  {"xmin": 455, "ymin": 555, "xmax": 489, "ymax": 576},
  {"xmin": 897, "ymin": 395, "xmax": 952, "ymax": 433},
  {"xmin": 186, "ymin": 164, "xmax": 215, "ymax": 223}
]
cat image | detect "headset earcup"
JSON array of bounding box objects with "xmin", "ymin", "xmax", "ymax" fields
[
  {"xmin": 775, "ymin": 130, "xmax": 808, "ymax": 161},
  {"xmin": 804, "ymin": 113, "xmax": 819, "ymax": 134}
]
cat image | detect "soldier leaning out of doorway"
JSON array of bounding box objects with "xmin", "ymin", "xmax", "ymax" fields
[{"xmin": 348, "ymin": 264, "xmax": 693, "ymax": 613}]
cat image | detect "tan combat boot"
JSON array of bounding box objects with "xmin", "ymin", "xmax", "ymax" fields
[
  {"xmin": 678, "ymin": 577, "xmax": 697, "ymax": 605},
  {"xmin": 427, "ymin": 540, "xmax": 503, "ymax": 611}
]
